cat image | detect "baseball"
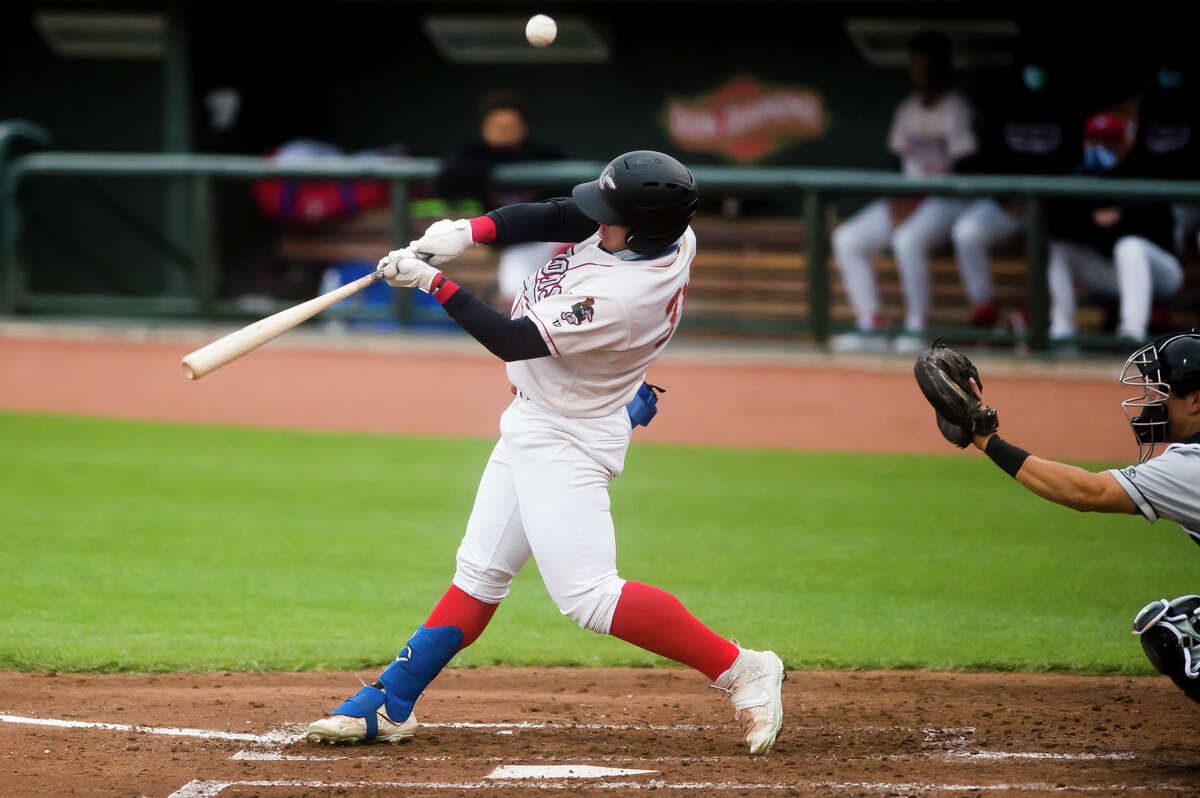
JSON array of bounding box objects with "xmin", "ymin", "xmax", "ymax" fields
[{"xmin": 525, "ymin": 14, "xmax": 557, "ymax": 47}]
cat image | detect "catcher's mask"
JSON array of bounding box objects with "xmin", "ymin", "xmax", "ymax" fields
[
  {"xmin": 1120, "ymin": 344, "xmax": 1171, "ymax": 463},
  {"xmin": 1120, "ymin": 332, "xmax": 1200, "ymax": 463},
  {"xmin": 1133, "ymin": 595, "xmax": 1200, "ymax": 702}
]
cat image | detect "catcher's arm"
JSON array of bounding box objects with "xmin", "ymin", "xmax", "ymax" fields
[{"xmin": 968, "ymin": 380, "xmax": 1136, "ymax": 514}]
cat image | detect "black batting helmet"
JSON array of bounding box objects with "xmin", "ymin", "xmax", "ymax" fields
[
  {"xmin": 1119, "ymin": 331, "xmax": 1200, "ymax": 462},
  {"xmin": 572, "ymin": 150, "xmax": 699, "ymax": 255}
]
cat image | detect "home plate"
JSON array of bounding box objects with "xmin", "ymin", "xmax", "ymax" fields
[{"xmin": 486, "ymin": 765, "xmax": 657, "ymax": 780}]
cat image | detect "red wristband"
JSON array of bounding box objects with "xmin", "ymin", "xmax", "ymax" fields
[
  {"xmin": 469, "ymin": 216, "xmax": 497, "ymax": 244},
  {"xmin": 429, "ymin": 273, "xmax": 461, "ymax": 305}
]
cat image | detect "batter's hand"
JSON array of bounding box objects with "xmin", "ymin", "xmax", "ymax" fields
[
  {"xmin": 377, "ymin": 249, "xmax": 440, "ymax": 291},
  {"xmin": 409, "ymin": 219, "xmax": 474, "ymax": 266}
]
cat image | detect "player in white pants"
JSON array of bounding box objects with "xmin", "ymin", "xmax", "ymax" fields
[
  {"xmin": 834, "ymin": 196, "xmax": 968, "ymax": 345},
  {"xmin": 1047, "ymin": 112, "xmax": 1184, "ymax": 344},
  {"xmin": 831, "ymin": 31, "xmax": 977, "ymax": 353},
  {"xmin": 949, "ymin": 60, "xmax": 1080, "ymax": 330},
  {"xmin": 305, "ymin": 151, "xmax": 785, "ymax": 755},
  {"xmin": 1048, "ymin": 237, "xmax": 1183, "ymax": 342},
  {"xmin": 951, "ymin": 199, "xmax": 1021, "ymax": 318}
]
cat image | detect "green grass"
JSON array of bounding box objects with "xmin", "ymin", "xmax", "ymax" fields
[{"xmin": 0, "ymin": 410, "xmax": 1192, "ymax": 675}]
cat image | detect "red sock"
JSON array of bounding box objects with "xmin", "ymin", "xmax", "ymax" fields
[
  {"xmin": 608, "ymin": 581, "xmax": 739, "ymax": 681},
  {"xmin": 424, "ymin": 585, "xmax": 498, "ymax": 649}
]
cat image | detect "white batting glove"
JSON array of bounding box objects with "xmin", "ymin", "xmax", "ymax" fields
[
  {"xmin": 409, "ymin": 218, "xmax": 474, "ymax": 266},
  {"xmin": 376, "ymin": 248, "xmax": 440, "ymax": 292}
]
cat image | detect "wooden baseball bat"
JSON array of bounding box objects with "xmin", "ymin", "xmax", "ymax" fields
[{"xmin": 181, "ymin": 271, "xmax": 382, "ymax": 380}]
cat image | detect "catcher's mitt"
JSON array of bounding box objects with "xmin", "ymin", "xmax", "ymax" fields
[{"xmin": 913, "ymin": 341, "xmax": 998, "ymax": 448}]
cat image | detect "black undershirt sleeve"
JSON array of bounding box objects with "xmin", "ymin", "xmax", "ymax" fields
[
  {"xmin": 486, "ymin": 198, "xmax": 598, "ymax": 246},
  {"xmin": 440, "ymin": 286, "xmax": 551, "ymax": 362}
]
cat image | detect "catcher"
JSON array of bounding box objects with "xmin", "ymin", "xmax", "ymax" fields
[{"xmin": 915, "ymin": 334, "xmax": 1200, "ymax": 702}]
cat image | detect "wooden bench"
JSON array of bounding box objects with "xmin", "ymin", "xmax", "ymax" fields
[{"xmin": 275, "ymin": 210, "xmax": 1200, "ymax": 337}]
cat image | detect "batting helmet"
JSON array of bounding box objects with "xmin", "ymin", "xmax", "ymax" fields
[
  {"xmin": 1120, "ymin": 331, "xmax": 1200, "ymax": 462},
  {"xmin": 572, "ymin": 151, "xmax": 699, "ymax": 255},
  {"xmin": 1134, "ymin": 595, "xmax": 1200, "ymax": 703}
]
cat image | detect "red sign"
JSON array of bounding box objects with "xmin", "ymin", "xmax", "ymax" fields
[{"xmin": 666, "ymin": 76, "xmax": 826, "ymax": 163}]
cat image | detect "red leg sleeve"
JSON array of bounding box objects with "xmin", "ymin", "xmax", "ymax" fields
[
  {"xmin": 424, "ymin": 585, "xmax": 499, "ymax": 649},
  {"xmin": 609, "ymin": 581, "xmax": 738, "ymax": 681}
]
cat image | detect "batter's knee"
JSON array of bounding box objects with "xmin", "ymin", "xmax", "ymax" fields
[
  {"xmin": 453, "ymin": 559, "xmax": 514, "ymax": 605},
  {"xmin": 549, "ymin": 578, "xmax": 626, "ymax": 634}
]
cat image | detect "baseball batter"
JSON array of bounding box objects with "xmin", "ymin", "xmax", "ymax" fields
[
  {"xmin": 917, "ymin": 333, "xmax": 1200, "ymax": 703},
  {"xmin": 306, "ymin": 151, "xmax": 785, "ymax": 754}
]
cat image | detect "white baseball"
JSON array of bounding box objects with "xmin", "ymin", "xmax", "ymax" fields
[{"xmin": 525, "ymin": 14, "xmax": 557, "ymax": 47}]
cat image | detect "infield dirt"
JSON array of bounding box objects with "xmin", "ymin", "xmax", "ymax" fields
[{"xmin": 2, "ymin": 668, "xmax": 1198, "ymax": 796}]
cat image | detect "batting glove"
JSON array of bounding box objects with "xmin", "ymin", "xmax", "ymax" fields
[
  {"xmin": 409, "ymin": 218, "xmax": 474, "ymax": 266},
  {"xmin": 377, "ymin": 248, "xmax": 440, "ymax": 292}
]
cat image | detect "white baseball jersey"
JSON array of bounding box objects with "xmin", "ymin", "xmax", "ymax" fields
[
  {"xmin": 506, "ymin": 228, "xmax": 696, "ymax": 418},
  {"xmin": 888, "ymin": 91, "xmax": 977, "ymax": 177},
  {"xmin": 1108, "ymin": 440, "xmax": 1200, "ymax": 546}
]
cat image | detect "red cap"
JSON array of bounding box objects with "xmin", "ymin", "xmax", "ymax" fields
[{"xmin": 1084, "ymin": 112, "xmax": 1132, "ymax": 145}]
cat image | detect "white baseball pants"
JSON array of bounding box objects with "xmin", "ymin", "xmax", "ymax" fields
[
  {"xmin": 1048, "ymin": 237, "xmax": 1184, "ymax": 340},
  {"xmin": 452, "ymin": 397, "xmax": 631, "ymax": 634},
  {"xmin": 833, "ymin": 197, "xmax": 968, "ymax": 332},
  {"xmin": 950, "ymin": 199, "xmax": 1023, "ymax": 306}
]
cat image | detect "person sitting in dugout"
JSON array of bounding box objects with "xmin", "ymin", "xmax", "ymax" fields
[{"xmin": 1046, "ymin": 112, "xmax": 1183, "ymax": 346}]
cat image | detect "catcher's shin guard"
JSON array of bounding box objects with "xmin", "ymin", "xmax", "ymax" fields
[
  {"xmin": 1133, "ymin": 595, "xmax": 1200, "ymax": 703},
  {"xmin": 328, "ymin": 625, "xmax": 463, "ymax": 738}
]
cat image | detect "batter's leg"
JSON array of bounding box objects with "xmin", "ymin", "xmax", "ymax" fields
[
  {"xmin": 307, "ymin": 437, "xmax": 530, "ymax": 744},
  {"xmin": 507, "ymin": 409, "xmax": 784, "ymax": 753}
]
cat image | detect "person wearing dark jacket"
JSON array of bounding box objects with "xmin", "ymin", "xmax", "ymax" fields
[
  {"xmin": 1048, "ymin": 112, "xmax": 1183, "ymax": 344},
  {"xmin": 952, "ymin": 60, "xmax": 1081, "ymax": 327},
  {"xmin": 435, "ymin": 92, "xmax": 567, "ymax": 302},
  {"xmin": 1128, "ymin": 62, "xmax": 1199, "ymax": 255}
]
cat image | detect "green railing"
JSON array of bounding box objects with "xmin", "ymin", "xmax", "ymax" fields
[{"xmin": 5, "ymin": 145, "xmax": 1200, "ymax": 349}]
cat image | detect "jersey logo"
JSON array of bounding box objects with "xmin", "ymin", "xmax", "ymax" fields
[
  {"xmin": 1122, "ymin": 467, "xmax": 1137, "ymax": 481},
  {"xmin": 534, "ymin": 254, "xmax": 571, "ymax": 301},
  {"xmin": 555, "ymin": 297, "xmax": 595, "ymax": 326}
]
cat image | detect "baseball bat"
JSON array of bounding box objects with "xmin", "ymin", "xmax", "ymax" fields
[{"xmin": 181, "ymin": 271, "xmax": 382, "ymax": 380}]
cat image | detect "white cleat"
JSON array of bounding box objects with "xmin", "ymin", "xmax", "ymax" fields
[
  {"xmin": 830, "ymin": 331, "xmax": 889, "ymax": 354},
  {"xmin": 890, "ymin": 333, "xmax": 928, "ymax": 355},
  {"xmin": 306, "ymin": 709, "xmax": 418, "ymax": 745},
  {"xmin": 712, "ymin": 644, "xmax": 785, "ymax": 755}
]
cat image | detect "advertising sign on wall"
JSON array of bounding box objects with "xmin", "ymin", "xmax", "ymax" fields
[{"xmin": 666, "ymin": 76, "xmax": 826, "ymax": 163}]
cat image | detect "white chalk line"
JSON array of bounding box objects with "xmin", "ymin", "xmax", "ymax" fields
[
  {"xmin": 424, "ymin": 720, "xmax": 714, "ymax": 730},
  {"xmin": 1, "ymin": 712, "xmax": 982, "ymax": 740},
  {"xmin": 0, "ymin": 712, "xmax": 716, "ymax": 744},
  {"xmin": 231, "ymin": 748, "xmax": 1136, "ymax": 764},
  {"xmin": 487, "ymin": 765, "xmax": 658, "ymax": 779},
  {"xmin": 232, "ymin": 750, "xmax": 725, "ymax": 762},
  {"xmin": 165, "ymin": 778, "xmax": 1193, "ymax": 798},
  {"xmin": 948, "ymin": 750, "xmax": 1138, "ymax": 761},
  {"xmin": 0, "ymin": 713, "xmax": 300, "ymax": 745},
  {"xmin": 3, "ymin": 712, "xmax": 1141, "ymax": 769}
]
